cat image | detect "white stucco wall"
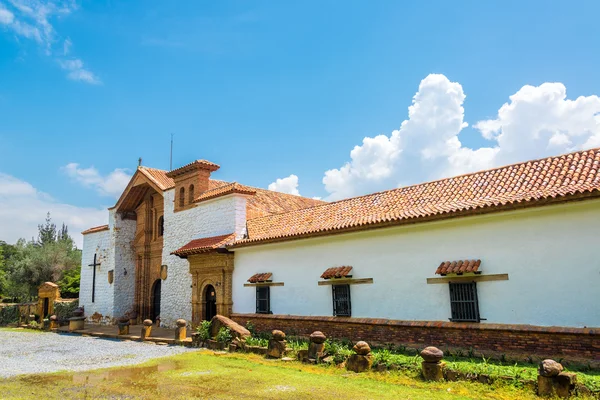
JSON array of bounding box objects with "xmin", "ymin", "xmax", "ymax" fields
[
  {"xmin": 232, "ymin": 200, "xmax": 600, "ymax": 328},
  {"xmin": 79, "ymin": 221, "xmax": 113, "ymax": 319},
  {"xmin": 112, "ymin": 213, "xmax": 136, "ymax": 317},
  {"xmin": 160, "ymin": 191, "xmax": 247, "ymax": 326}
]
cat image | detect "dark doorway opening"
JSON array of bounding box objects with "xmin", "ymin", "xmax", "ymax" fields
[
  {"xmin": 151, "ymin": 279, "xmax": 161, "ymax": 321},
  {"xmin": 204, "ymin": 285, "xmax": 217, "ymax": 321},
  {"xmin": 43, "ymin": 298, "xmax": 49, "ymax": 318}
]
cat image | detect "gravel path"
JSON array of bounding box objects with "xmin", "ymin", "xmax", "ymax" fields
[{"xmin": 0, "ymin": 329, "xmax": 192, "ymax": 378}]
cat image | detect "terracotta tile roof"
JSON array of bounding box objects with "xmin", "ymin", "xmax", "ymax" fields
[
  {"xmin": 246, "ymin": 188, "xmax": 326, "ymax": 220},
  {"xmin": 436, "ymin": 260, "xmax": 481, "ymax": 275},
  {"xmin": 171, "ymin": 233, "xmax": 236, "ymax": 257},
  {"xmin": 195, "ymin": 182, "xmax": 257, "ymax": 203},
  {"xmin": 248, "ymin": 273, "xmax": 273, "ymax": 283},
  {"xmin": 233, "ymin": 148, "xmax": 600, "ymax": 248},
  {"xmin": 166, "ymin": 159, "xmax": 220, "ymax": 178},
  {"xmin": 81, "ymin": 225, "xmax": 109, "ymax": 235},
  {"xmin": 138, "ymin": 167, "xmax": 175, "ymax": 190},
  {"xmin": 321, "ymin": 266, "xmax": 353, "ymax": 279}
]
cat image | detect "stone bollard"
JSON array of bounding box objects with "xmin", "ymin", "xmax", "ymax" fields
[
  {"xmin": 49, "ymin": 315, "xmax": 59, "ymax": 330},
  {"xmin": 307, "ymin": 331, "xmax": 327, "ymax": 362},
  {"xmin": 175, "ymin": 319, "xmax": 187, "ymax": 341},
  {"xmin": 420, "ymin": 346, "xmax": 445, "ymax": 381},
  {"xmin": 117, "ymin": 316, "xmax": 130, "ymax": 335},
  {"xmin": 141, "ymin": 319, "xmax": 153, "ymax": 340},
  {"xmin": 346, "ymin": 341, "xmax": 373, "ymax": 373},
  {"xmin": 68, "ymin": 307, "xmax": 86, "ymax": 332},
  {"xmin": 267, "ymin": 330, "xmax": 287, "ymax": 359},
  {"xmin": 537, "ymin": 359, "xmax": 577, "ymax": 398}
]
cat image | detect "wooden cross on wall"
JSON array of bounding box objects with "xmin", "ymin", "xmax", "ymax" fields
[{"xmin": 89, "ymin": 254, "xmax": 101, "ymax": 303}]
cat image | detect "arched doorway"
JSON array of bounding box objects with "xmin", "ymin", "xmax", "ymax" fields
[
  {"xmin": 204, "ymin": 285, "xmax": 217, "ymax": 321},
  {"xmin": 151, "ymin": 279, "xmax": 161, "ymax": 321}
]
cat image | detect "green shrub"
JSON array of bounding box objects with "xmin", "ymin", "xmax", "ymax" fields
[
  {"xmin": 216, "ymin": 327, "xmax": 232, "ymax": 344},
  {"xmin": 245, "ymin": 337, "xmax": 269, "ymax": 347},
  {"xmin": 54, "ymin": 300, "xmax": 78, "ymax": 323},
  {"xmin": 0, "ymin": 305, "xmax": 19, "ymax": 326},
  {"xmin": 195, "ymin": 320, "xmax": 211, "ymax": 341}
]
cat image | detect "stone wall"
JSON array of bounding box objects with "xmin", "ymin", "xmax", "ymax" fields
[
  {"xmin": 160, "ymin": 190, "xmax": 247, "ymax": 327},
  {"xmin": 232, "ymin": 313, "xmax": 600, "ymax": 362},
  {"xmin": 112, "ymin": 212, "xmax": 136, "ymax": 318},
  {"xmin": 79, "ymin": 224, "xmax": 113, "ymax": 318}
]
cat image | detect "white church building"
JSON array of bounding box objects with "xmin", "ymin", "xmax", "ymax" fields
[{"xmin": 80, "ymin": 148, "xmax": 600, "ymax": 358}]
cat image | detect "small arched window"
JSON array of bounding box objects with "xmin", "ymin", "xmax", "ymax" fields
[
  {"xmin": 158, "ymin": 216, "xmax": 164, "ymax": 237},
  {"xmin": 179, "ymin": 187, "xmax": 185, "ymax": 208},
  {"xmin": 189, "ymin": 184, "xmax": 195, "ymax": 204}
]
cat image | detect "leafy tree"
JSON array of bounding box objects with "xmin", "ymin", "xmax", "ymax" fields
[{"xmin": 58, "ymin": 266, "xmax": 80, "ymax": 298}]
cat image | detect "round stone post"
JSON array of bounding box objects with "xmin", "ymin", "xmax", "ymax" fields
[
  {"xmin": 141, "ymin": 319, "xmax": 153, "ymax": 340},
  {"xmin": 266, "ymin": 330, "xmax": 287, "ymax": 359},
  {"xmin": 346, "ymin": 341, "xmax": 374, "ymax": 373},
  {"xmin": 538, "ymin": 359, "xmax": 576, "ymax": 398},
  {"xmin": 307, "ymin": 331, "xmax": 326, "ymax": 362},
  {"xmin": 117, "ymin": 316, "xmax": 130, "ymax": 335},
  {"xmin": 49, "ymin": 315, "xmax": 59, "ymax": 331},
  {"xmin": 68, "ymin": 307, "xmax": 86, "ymax": 332},
  {"xmin": 420, "ymin": 346, "xmax": 445, "ymax": 381},
  {"xmin": 175, "ymin": 319, "xmax": 187, "ymax": 341}
]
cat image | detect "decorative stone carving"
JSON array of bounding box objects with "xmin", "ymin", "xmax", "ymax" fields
[
  {"xmin": 353, "ymin": 341, "xmax": 371, "ymax": 355},
  {"xmin": 267, "ymin": 330, "xmax": 287, "ymax": 359},
  {"xmin": 175, "ymin": 319, "xmax": 187, "ymax": 341},
  {"xmin": 160, "ymin": 265, "xmax": 168, "ymax": 280},
  {"xmin": 539, "ymin": 359, "xmax": 564, "ymax": 377},
  {"xmin": 108, "ymin": 270, "xmax": 114, "ymax": 284},
  {"xmin": 537, "ymin": 359, "xmax": 576, "ymax": 398},
  {"xmin": 141, "ymin": 319, "xmax": 153, "ymax": 339},
  {"xmin": 420, "ymin": 346, "xmax": 444, "ymax": 363},
  {"xmin": 209, "ymin": 315, "xmax": 250, "ymax": 339},
  {"xmin": 346, "ymin": 341, "xmax": 373, "ymax": 373},
  {"xmin": 420, "ymin": 346, "xmax": 445, "ymax": 381},
  {"xmin": 308, "ymin": 331, "xmax": 326, "ymax": 360}
]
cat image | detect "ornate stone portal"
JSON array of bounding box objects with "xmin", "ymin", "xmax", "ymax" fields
[
  {"xmin": 37, "ymin": 282, "xmax": 60, "ymax": 319},
  {"xmin": 188, "ymin": 252, "xmax": 234, "ymax": 326}
]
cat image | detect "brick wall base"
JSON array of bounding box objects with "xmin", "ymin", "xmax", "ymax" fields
[{"xmin": 231, "ymin": 313, "xmax": 600, "ymax": 363}]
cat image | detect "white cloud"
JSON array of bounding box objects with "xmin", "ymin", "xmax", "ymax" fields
[
  {"xmin": 62, "ymin": 163, "xmax": 131, "ymax": 198},
  {"xmin": 0, "ymin": 1, "xmax": 100, "ymax": 83},
  {"xmin": 268, "ymin": 174, "xmax": 300, "ymax": 196},
  {"xmin": 0, "ymin": 173, "xmax": 107, "ymax": 247},
  {"xmin": 323, "ymin": 74, "xmax": 600, "ymax": 200},
  {"xmin": 58, "ymin": 58, "xmax": 101, "ymax": 84}
]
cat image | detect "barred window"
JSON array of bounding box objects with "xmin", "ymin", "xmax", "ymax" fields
[
  {"xmin": 332, "ymin": 284, "xmax": 351, "ymax": 317},
  {"xmin": 256, "ymin": 286, "xmax": 270, "ymax": 314},
  {"xmin": 449, "ymin": 282, "xmax": 480, "ymax": 322}
]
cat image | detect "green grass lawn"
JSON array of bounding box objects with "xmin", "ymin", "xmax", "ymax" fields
[{"xmin": 0, "ymin": 350, "xmax": 549, "ymax": 400}]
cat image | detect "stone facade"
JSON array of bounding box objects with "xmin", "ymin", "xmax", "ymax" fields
[
  {"xmin": 112, "ymin": 212, "xmax": 136, "ymax": 317},
  {"xmin": 80, "ymin": 226, "xmax": 113, "ymax": 319},
  {"xmin": 160, "ymin": 190, "xmax": 247, "ymax": 327}
]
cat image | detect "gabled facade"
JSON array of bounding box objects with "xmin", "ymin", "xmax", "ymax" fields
[{"xmin": 80, "ymin": 149, "xmax": 600, "ymax": 359}]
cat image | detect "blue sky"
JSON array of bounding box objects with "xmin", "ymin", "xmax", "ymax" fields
[{"xmin": 1, "ymin": 0, "xmax": 600, "ymax": 245}]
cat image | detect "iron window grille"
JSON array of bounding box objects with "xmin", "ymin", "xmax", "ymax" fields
[
  {"xmin": 256, "ymin": 286, "xmax": 270, "ymax": 314},
  {"xmin": 332, "ymin": 284, "xmax": 351, "ymax": 317},
  {"xmin": 449, "ymin": 281, "xmax": 481, "ymax": 322}
]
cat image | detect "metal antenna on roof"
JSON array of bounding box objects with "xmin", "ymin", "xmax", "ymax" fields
[
  {"xmin": 138, "ymin": 157, "xmax": 142, "ymax": 167},
  {"xmin": 170, "ymin": 133, "xmax": 174, "ymax": 171}
]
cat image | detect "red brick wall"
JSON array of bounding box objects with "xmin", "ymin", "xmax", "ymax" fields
[{"xmin": 231, "ymin": 313, "xmax": 600, "ymax": 362}]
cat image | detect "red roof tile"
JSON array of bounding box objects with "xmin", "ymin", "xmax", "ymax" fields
[
  {"xmin": 436, "ymin": 260, "xmax": 481, "ymax": 275},
  {"xmin": 81, "ymin": 225, "xmax": 109, "ymax": 235},
  {"xmin": 248, "ymin": 273, "xmax": 273, "ymax": 283},
  {"xmin": 171, "ymin": 233, "xmax": 236, "ymax": 257},
  {"xmin": 195, "ymin": 182, "xmax": 257, "ymax": 203},
  {"xmin": 166, "ymin": 159, "xmax": 220, "ymax": 178},
  {"xmin": 233, "ymin": 148, "xmax": 600, "ymax": 248},
  {"xmin": 321, "ymin": 266, "xmax": 353, "ymax": 279},
  {"xmin": 138, "ymin": 167, "xmax": 175, "ymax": 190}
]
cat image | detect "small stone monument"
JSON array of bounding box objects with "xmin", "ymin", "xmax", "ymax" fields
[
  {"xmin": 49, "ymin": 315, "xmax": 59, "ymax": 330},
  {"xmin": 420, "ymin": 346, "xmax": 445, "ymax": 381},
  {"xmin": 267, "ymin": 330, "xmax": 287, "ymax": 359},
  {"xmin": 128, "ymin": 311, "xmax": 138, "ymax": 326},
  {"xmin": 537, "ymin": 359, "xmax": 577, "ymax": 398},
  {"xmin": 346, "ymin": 341, "xmax": 373, "ymax": 373},
  {"xmin": 175, "ymin": 319, "xmax": 187, "ymax": 341},
  {"xmin": 141, "ymin": 319, "xmax": 153, "ymax": 340},
  {"xmin": 117, "ymin": 315, "xmax": 130, "ymax": 335},
  {"xmin": 68, "ymin": 307, "xmax": 86, "ymax": 332},
  {"xmin": 307, "ymin": 331, "xmax": 327, "ymax": 361}
]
